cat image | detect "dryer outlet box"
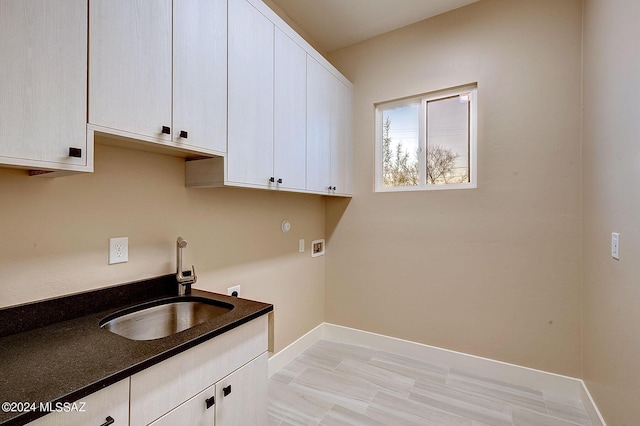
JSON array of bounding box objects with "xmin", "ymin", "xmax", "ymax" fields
[{"xmin": 311, "ymin": 239, "xmax": 325, "ymax": 257}]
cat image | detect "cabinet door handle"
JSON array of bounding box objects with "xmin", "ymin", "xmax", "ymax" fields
[
  {"xmin": 277, "ymin": 178, "xmax": 283, "ymax": 184},
  {"xmin": 269, "ymin": 177, "xmax": 275, "ymax": 183},
  {"xmin": 180, "ymin": 130, "xmax": 188, "ymax": 138},
  {"xmin": 68, "ymin": 147, "xmax": 82, "ymax": 158},
  {"xmin": 328, "ymin": 186, "xmax": 336, "ymax": 191},
  {"xmin": 99, "ymin": 416, "xmax": 115, "ymax": 426},
  {"xmin": 223, "ymin": 385, "xmax": 232, "ymax": 397},
  {"xmin": 205, "ymin": 396, "xmax": 215, "ymax": 409},
  {"xmin": 161, "ymin": 126, "xmax": 171, "ymax": 134}
]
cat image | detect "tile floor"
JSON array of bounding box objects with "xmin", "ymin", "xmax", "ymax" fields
[{"xmin": 268, "ymin": 340, "xmax": 593, "ymax": 426}]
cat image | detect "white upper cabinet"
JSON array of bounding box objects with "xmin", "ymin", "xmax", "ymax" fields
[
  {"xmin": 226, "ymin": 0, "xmax": 308, "ymax": 192},
  {"xmin": 306, "ymin": 56, "xmax": 332, "ymax": 194},
  {"xmin": 274, "ymin": 29, "xmax": 307, "ymax": 192},
  {"xmin": 227, "ymin": 0, "xmax": 275, "ymax": 187},
  {"xmin": 1, "ymin": 0, "xmax": 349, "ymax": 189},
  {"xmin": 306, "ymin": 57, "xmax": 353, "ymax": 196},
  {"xmin": 331, "ymin": 78, "xmax": 353, "ymax": 196},
  {"xmin": 172, "ymin": 0, "xmax": 227, "ymax": 154},
  {"xmin": 89, "ymin": 0, "xmax": 226, "ymax": 156},
  {"xmin": 184, "ymin": 0, "xmax": 353, "ymax": 196},
  {"xmin": 0, "ymin": 0, "xmax": 90, "ymax": 173},
  {"xmin": 89, "ymin": 0, "xmax": 172, "ymax": 141}
]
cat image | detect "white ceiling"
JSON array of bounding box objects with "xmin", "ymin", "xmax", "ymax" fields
[{"xmin": 268, "ymin": 0, "xmax": 481, "ymax": 52}]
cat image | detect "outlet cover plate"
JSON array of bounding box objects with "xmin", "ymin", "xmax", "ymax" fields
[{"xmin": 109, "ymin": 237, "xmax": 128, "ymax": 264}]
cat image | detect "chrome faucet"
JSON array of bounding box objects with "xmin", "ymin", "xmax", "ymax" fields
[{"xmin": 176, "ymin": 237, "xmax": 196, "ymax": 295}]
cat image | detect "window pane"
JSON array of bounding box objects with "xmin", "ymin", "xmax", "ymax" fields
[
  {"xmin": 381, "ymin": 104, "xmax": 419, "ymax": 187},
  {"xmin": 426, "ymin": 95, "xmax": 470, "ymax": 184}
]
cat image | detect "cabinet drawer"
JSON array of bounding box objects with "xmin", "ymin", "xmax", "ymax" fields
[
  {"xmin": 28, "ymin": 379, "xmax": 129, "ymax": 426},
  {"xmin": 148, "ymin": 383, "xmax": 215, "ymax": 426},
  {"xmin": 130, "ymin": 316, "xmax": 268, "ymax": 426}
]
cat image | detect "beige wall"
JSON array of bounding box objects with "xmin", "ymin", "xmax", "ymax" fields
[
  {"xmin": 0, "ymin": 140, "xmax": 326, "ymax": 353},
  {"xmin": 326, "ymin": 0, "xmax": 583, "ymax": 376},
  {"xmin": 582, "ymin": 0, "xmax": 640, "ymax": 423}
]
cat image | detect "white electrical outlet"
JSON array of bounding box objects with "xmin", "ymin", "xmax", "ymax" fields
[
  {"xmin": 109, "ymin": 237, "xmax": 128, "ymax": 264},
  {"xmin": 611, "ymin": 232, "xmax": 620, "ymax": 260},
  {"xmin": 228, "ymin": 285, "xmax": 241, "ymax": 297},
  {"xmin": 299, "ymin": 239, "xmax": 305, "ymax": 253}
]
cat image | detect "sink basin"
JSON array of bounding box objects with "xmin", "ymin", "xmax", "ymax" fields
[{"xmin": 100, "ymin": 296, "xmax": 234, "ymax": 341}]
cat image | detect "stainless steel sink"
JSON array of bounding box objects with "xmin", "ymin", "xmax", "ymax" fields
[{"xmin": 100, "ymin": 297, "xmax": 234, "ymax": 341}]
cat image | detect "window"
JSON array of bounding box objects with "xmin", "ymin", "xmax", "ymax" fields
[{"xmin": 375, "ymin": 84, "xmax": 477, "ymax": 192}]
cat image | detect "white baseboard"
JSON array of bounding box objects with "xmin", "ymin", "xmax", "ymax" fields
[
  {"xmin": 579, "ymin": 381, "xmax": 607, "ymax": 426},
  {"xmin": 268, "ymin": 323, "xmax": 325, "ymax": 377},
  {"xmin": 268, "ymin": 322, "xmax": 606, "ymax": 426}
]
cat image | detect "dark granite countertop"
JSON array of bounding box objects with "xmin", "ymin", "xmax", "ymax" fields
[{"xmin": 0, "ymin": 275, "xmax": 273, "ymax": 426}]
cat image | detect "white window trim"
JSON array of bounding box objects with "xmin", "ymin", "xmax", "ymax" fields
[{"xmin": 374, "ymin": 84, "xmax": 478, "ymax": 192}]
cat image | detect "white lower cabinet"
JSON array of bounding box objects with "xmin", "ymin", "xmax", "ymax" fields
[
  {"xmin": 28, "ymin": 379, "xmax": 129, "ymax": 426},
  {"xmin": 214, "ymin": 352, "xmax": 268, "ymax": 426},
  {"xmin": 28, "ymin": 316, "xmax": 268, "ymax": 426},
  {"xmin": 130, "ymin": 316, "xmax": 268, "ymax": 426},
  {"xmin": 149, "ymin": 353, "xmax": 268, "ymax": 426}
]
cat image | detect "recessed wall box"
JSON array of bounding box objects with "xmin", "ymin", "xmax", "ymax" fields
[{"xmin": 311, "ymin": 239, "xmax": 325, "ymax": 257}]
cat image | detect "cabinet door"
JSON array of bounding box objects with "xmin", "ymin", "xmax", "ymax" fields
[
  {"xmin": 148, "ymin": 384, "xmax": 215, "ymax": 426},
  {"xmin": 173, "ymin": 0, "xmax": 226, "ymax": 154},
  {"xmin": 330, "ymin": 79, "xmax": 353, "ymax": 196},
  {"xmin": 227, "ymin": 0, "xmax": 274, "ymax": 187},
  {"xmin": 89, "ymin": 0, "xmax": 172, "ymax": 141},
  {"xmin": 215, "ymin": 353, "xmax": 268, "ymax": 426},
  {"xmin": 28, "ymin": 379, "xmax": 129, "ymax": 426},
  {"xmin": 274, "ymin": 29, "xmax": 306, "ymax": 191},
  {"xmin": 0, "ymin": 0, "xmax": 88, "ymax": 171},
  {"xmin": 306, "ymin": 57, "xmax": 332, "ymax": 193}
]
